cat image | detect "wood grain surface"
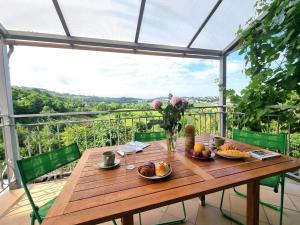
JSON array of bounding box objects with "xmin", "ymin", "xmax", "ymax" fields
[{"xmin": 43, "ymin": 134, "xmax": 300, "ymax": 225}]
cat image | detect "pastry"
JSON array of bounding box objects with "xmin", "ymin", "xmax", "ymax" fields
[
  {"xmin": 138, "ymin": 162, "xmax": 155, "ymax": 177},
  {"xmin": 217, "ymin": 150, "xmax": 250, "ymax": 158},
  {"xmin": 218, "ymin": 144, "xmax": 238, "ymax": 151},
  {"xmin": 155, "ymin": 161, "xmax": 170, "ymax": 176}
]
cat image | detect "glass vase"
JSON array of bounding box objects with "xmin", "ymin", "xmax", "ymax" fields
[{"xmin": 166, "ymin": 130, "xmax": 177, "ymax": 152}]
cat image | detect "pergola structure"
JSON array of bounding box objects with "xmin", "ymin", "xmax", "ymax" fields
[{"xmin": 0, "ymin": 0, "xmax": 262, "ymax": 189}]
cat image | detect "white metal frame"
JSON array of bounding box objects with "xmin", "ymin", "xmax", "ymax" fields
[{"xmin": 0, "ymin": 40, "xmax": 21, "ymax": 189}]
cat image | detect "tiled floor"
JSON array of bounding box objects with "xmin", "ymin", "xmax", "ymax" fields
[{"xmin": 0, "ymin": 178, "xmax": 299, "ymax": 225}]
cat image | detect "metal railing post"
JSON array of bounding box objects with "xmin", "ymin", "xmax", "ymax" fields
[{"xmin": 219, "ymin": 54, "xmax": 227, "ymax": 137}]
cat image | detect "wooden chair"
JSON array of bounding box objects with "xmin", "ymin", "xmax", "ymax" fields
[
  {"xmin": 134, "ymin": 132, "xmax": 187, "ymax": 225},
  {"xmin": 219, "ymin": 129, "xmax": 287, "ymax": 225},
  {"xmin": 16, "ymin": 143, "xmax": 117, "ymax": 225}
]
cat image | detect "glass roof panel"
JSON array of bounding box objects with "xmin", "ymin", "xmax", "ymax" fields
[
  {"xmin": 0, "ymin": 0, "xmax": 65, "ymax": 34},
  {"xmin": 139, "ymin": 0, "xmax": 218, "ymax": 47},
  {"xmin": 58, "ymin": 0, "xmax": 141, "ymax": 41},
  {"xmin": 192, "ymin": 0, "xmax": 257, "ymax": 50}
]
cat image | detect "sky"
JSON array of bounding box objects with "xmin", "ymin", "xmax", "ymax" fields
[
  {"xmin": 1, "ymin": 0, "xmax": 257, "ymax": 99},
  {"xmin": 8, "ymin": 46, "xmax": 249, "ymax": 99}
]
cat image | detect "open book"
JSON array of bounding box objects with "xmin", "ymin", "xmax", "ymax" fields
[
  {"xmin": 250, "ymin": 150, "xmax": 281, "ymax": 160},
  {"xmin": 117, "ymin": 141, "xmax": 150, "ymax": 156}
]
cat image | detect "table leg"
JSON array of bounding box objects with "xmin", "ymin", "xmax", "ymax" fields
[
  {"xmin": 122, "ymin": 214, "xmax": 134, "ymax": 225},
  {"xmin": 200, "ymin": 195, "xmax": 205, "ymax": 206},
  {"xmin": 247, "ymin": 181, "xmax": 260, "ymax": 225}
]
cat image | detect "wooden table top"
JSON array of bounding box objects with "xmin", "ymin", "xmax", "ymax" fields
[{"xmin": 42, "ymin": 134, "xmax": 300, "ymax": 225}]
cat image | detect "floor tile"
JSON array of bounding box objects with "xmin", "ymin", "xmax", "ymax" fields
[
  {"xmin": 159, "ymin": 213, "xmax": 192, "ymax": 225},
  {"xmin": 0, "ymin": 212, "xmax": 30, "ymax": 225},
  {"xmin": 195, "ymin": 205, "xmax": 232, "ymax": 225},
  {"xmin": 286, "ymin": 178, "xmax": 299, "ymax": 185},
  {"xmin": 259, "ymin": 188, "xmax": 297, "ymax": 211},
  {"xmin": 156, "ymin": 206, "xmax": 168, "ymax": 213},
  {"xmin": 231, "ymin": 185, "xmax": 297, "ymax": 211},
  {"xmin": 229, "ymin": 185, "xmax": 247, "ymax": 194},
  {"xmin": 137, "ymin": 209, "xmax": 164, "ymax": 225},
  {"xmin": 97, "ymin": 221, "xmax": 116, "ymax": 225},
  {"xmin": 288, "ymin": 194, "xmax": 300, "ymax": 211},
  {"xmin": 285, "ymin": 182, "xmax": 300, "ymax": 196},
  {"xmin": 230, "ymin": 194, "xmax": 269, "ymax": 223},
  {"xmin": 184, "ymin": 199, "xmax": 200, "ymax": 224},
  {"xmin": 165, "ymin": 202, "xmax": 186, "ymax": 220},
  {"xmin": 229, "ymin": 212, "xmax": 269, "ymax": 225},
  {"xmin": 264, "ymin": 206, "xmax": 300, "ymax": 225},
  {"xmin": 206, "ymin": 190, "xmax": 230, "ymax": 211}
]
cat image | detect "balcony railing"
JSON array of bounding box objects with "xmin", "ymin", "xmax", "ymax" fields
[
  {"xmin": 0, "ymin": 106, "xmax": 299, "ymax": 191},
  {"xmin": 14, "ymin": 106, "xmax": 223, "ymax": 157}
]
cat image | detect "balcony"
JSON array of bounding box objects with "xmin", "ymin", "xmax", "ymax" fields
[{"xmin": 0, "ymin": 107, "xmax": 300, "ymax": 225}]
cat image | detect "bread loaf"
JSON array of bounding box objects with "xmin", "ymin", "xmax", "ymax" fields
[{"xmin": 155, "ymin": 161, "xmax": 170, "ymax": 176}]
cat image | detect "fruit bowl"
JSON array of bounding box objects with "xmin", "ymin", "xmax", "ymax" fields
[{"xmin": 185, "ymin": 149, "xmax": 215, "ymax": 160}]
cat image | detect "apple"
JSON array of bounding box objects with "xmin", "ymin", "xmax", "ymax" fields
[
  {"xmin": 195, "ymin": 150, "xmax": 203, "ymax": 158},
  {"xmin": 202, "ymin": 149, "xmax": 211, "ymax": 158}
]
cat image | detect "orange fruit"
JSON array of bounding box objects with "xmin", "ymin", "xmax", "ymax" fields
[{"xmin": 194, "ymin": 143, "xmax": 205, "ymax": 153}]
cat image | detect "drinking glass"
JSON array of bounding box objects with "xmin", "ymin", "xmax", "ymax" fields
[
  {"xmin": 124, "ymin": 149, "xmax": 136, "ymax": 170},
  {"xmin": 208, "ymin": 134, "xmax": 215, "ymax": 149}
]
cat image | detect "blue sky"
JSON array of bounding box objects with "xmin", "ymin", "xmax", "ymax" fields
[{"xmin": 9, "ymin": 46, "xmax": 249, "ymax": 99}]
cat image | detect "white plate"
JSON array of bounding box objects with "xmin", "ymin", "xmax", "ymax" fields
[
  {"xmin": 215, "ymin": 152, "xmax": 248, "ymax": 159},
  {"xmin": 97, "ymin": 159, "xmax": 121, "ymax": 169},
  {"xmin": 138, "ymin": 167, "xmax": 172, "ymax": 180}
]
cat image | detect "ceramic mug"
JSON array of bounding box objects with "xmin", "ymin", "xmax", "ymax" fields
[
  {"xmin": 102, "ymin": 151, "xmax": 115, "ymax": 166},
  {"xmin": 214, "ymin": 136, "xmax": 225, "ymax": 147}
]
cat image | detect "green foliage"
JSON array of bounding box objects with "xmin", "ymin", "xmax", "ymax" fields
[
  {"xmin": 12, "ymin": 86, "xmax": 152, "ymax": 115},
  {"xmin": 227, "ymin": 0, "xmax": 300, "ymax": 131},
  {"xmin": 12, "ymin": 86, "xmax": 85, "ymax": 114},
  {"xmin": 290, "ymin": 133, "xmax": 300, "ymax": 158}
]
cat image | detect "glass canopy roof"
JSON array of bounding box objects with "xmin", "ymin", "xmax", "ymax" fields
[{"xmin": 0, "ymin": 0, "xmax": 258, "ymax": 56}]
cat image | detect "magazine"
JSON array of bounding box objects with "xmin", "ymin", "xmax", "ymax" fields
[
  {"xmin": 250, "ymin": 150, "xmax": 281, "ymax": 160},
  {"xmin": 117, "ymin": 141, "xmax": 150, "ymax": 156}
]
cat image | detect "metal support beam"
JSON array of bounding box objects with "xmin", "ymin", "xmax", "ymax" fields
[
  {"xmin": 6, "ymin": 39, "xmax": 220, "ymax": 60},
  {"xmin": 8, "ymin": 45, "xmax": 14, "ymax": 58},
  {"xmin": 223, "ymin": 11, "xmax": 268, "ymax": 55},
  {"xmin": 52, "ymin": 0, "xmax": 71, "ymax": 37},
  {"xmin": 135, "ymin": 0, "xmax": 146, "ymax": 43},
  {"xmin": 219, "ymin": 54, "xmax": 226, "ymax": 137},
  {"xmin": 0, "ymin": 23, "xmax": 8, "ymax": 35},
  {"xmin": 223, "ymin": 36, "xmax": 239, "ymax": 55},
  {"xmin": 4, "ymin": 30, "xmax": 222, "ymax": 58},
  {"xmin": 187, "ymin": 0, "xmax": 223, "ymax": 48},
  {"xmin": 0, "ymin": 39, "xmax": 21, "ymax": 189}
]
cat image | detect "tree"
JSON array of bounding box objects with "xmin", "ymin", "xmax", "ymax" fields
[{"xmin": 228, "ymin": 0, "xmax": 300, "ymax": 131}]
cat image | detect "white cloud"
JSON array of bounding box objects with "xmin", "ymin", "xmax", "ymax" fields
[
  {"xmin": 9, "ymin": 46, "xmax": 228, "ymax": 98},
  {"xmin": 227, "ymin": 59, "xmax": 244, "ymax": 74}
]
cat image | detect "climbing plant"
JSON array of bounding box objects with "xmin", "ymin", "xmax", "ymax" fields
[{"xmin": 228, "ymin": 0, "xmax": 300, "ymax": 131}]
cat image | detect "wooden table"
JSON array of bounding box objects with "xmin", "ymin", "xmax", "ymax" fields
[{"xmin": 42, "ymin": 135, "xmax": 300, "ymax": 225}]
